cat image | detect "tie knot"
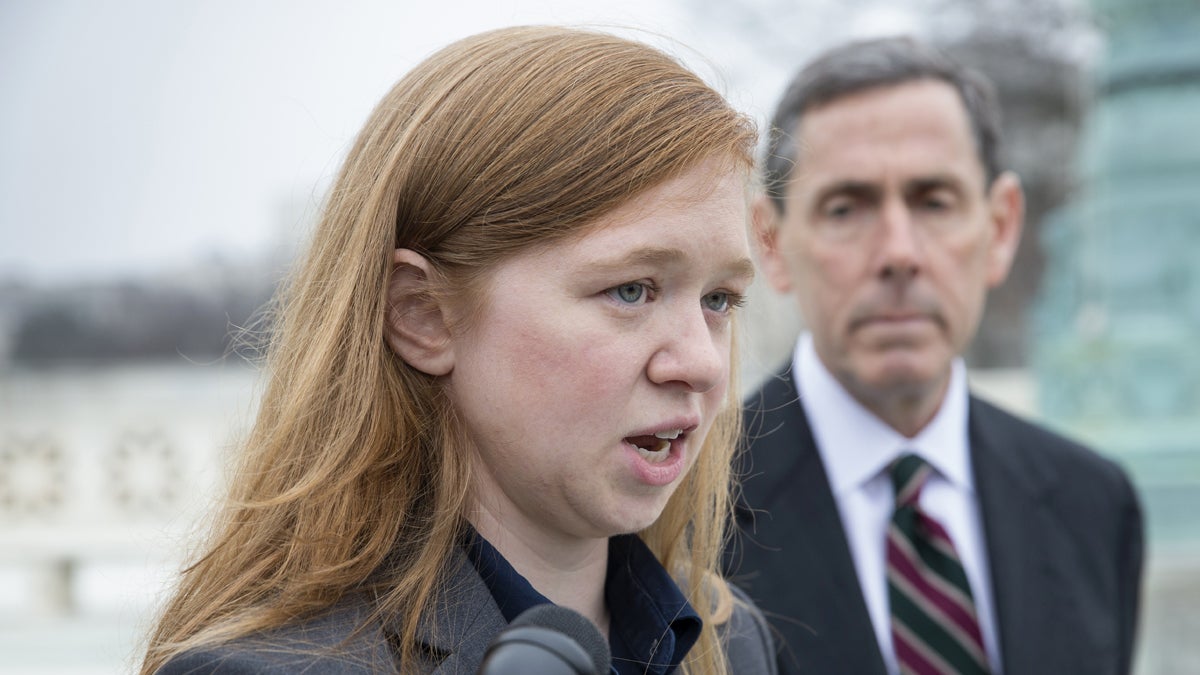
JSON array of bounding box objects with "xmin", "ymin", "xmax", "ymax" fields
[{"xmin": 890, "ymin": 453, "xmax": 931, "ymax": 508}]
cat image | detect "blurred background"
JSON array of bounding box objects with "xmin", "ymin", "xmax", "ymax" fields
[{"xmin": 2, "ymin": 0, "xmax": 1197, "ymax": 672}]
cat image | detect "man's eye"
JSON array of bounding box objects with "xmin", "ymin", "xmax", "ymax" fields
[
  {"xmin": 825, "ymin": 201, "xmax": 854, "ymax": 219},
  {"xmin": 915, "ymin": 189, "xmax": 956, "ymax": 212},
  {"xmin": 607, "ymin": 282, "xmax": 649, "ymax": 305}
]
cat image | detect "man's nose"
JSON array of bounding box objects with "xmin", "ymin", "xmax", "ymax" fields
[{"xmin": 877, "ymin": 197, "xmax": 922, "ymax": 282}]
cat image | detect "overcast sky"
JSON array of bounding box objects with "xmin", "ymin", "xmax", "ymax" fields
[
  {"xmin": 0, "ymin": 0, "xmax": 924, "ymax": 284},
  {"xmin": 0, "ymin": 1, "xmax": 698, "ymax": 283}
]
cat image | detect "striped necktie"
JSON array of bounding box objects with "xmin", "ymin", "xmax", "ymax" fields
[{"xmin": 887, "ymin": 453, "xmax": 990, "ymax": 675}]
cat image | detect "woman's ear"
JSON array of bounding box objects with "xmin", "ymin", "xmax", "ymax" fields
[{"xmin": 384, "ymin": 249, "xmax": 454, "ymax": 376}]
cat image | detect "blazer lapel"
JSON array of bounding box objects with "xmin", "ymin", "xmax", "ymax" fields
[{"xmin": 399, "ymin": 547, "xmax": 508, "ymax": 673}]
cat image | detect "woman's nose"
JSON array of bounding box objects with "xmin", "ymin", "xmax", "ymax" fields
[{"xmin": 645, "ymin": 306, "xmax": 725, "ymax": 393}]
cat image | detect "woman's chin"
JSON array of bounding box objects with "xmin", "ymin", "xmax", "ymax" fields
[{"xmin": 597, "ymin": 496, "xmax": 675, "ymax": 537}]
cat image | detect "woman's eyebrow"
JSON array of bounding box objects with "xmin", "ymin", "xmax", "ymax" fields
[
  {"xmin": 581, "ymin": 247, "xmax": 688, "ymax": 274},
  {"xmin": 726, "ymin": 256, "xmax": 757, "ymax": 283},
  {"xmin": 582, "ymin": 247, "xmax": 756, "ymax": 282}
]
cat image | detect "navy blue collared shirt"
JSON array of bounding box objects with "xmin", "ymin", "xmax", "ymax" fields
[{"xmin": 465, "ymin": 531, "xmax": 702, "ymax": 675}]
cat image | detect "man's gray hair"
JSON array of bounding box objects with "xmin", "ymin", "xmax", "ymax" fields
[{"xmin": 763, "ymin": 36, "xmax": 1004, "ymax": 211}]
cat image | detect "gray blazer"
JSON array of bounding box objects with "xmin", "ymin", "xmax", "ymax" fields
[{"xmin": 157, "ymin": 547, "xmax": 777, "ymax": 674}]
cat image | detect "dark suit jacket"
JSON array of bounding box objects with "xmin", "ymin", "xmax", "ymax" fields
[
  {"xmin": 725, "ymin": 364, "xmax": 1144, "ymax": 675},
  {"xmin": 158, "ymin": 546, "xmax": 779, "ymax": 674}
]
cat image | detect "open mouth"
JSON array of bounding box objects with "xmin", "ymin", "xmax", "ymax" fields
[{"xmin": 624, "ymin": 429, "xmax": 682, "ymax": 464}]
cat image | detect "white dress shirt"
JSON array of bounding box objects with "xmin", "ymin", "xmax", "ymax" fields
[{"xmin": 792, "ymin": 334, "xmax": 1003, "ymax": 674}]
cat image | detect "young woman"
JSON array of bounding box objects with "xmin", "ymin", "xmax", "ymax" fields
[{"xmin": 143, "ymin": 25, "xmax": 775, "ymax": 675}]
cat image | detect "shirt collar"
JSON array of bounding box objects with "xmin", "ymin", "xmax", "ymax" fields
[
  {"xmin": 464, "ymin": 530, "xmax": 701, "ymax": 675},
  {"xmin": 605, "ymin": 535, "xmax": 701, "ymax": 674},
  {"xmin": 794, "ymin": 332, "xmax": 974, "ymax": 493}
]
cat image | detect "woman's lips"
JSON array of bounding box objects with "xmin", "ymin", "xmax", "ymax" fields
[{"xmin": 623, "ymin": 436, "xmax": 686, "ymax": 487}]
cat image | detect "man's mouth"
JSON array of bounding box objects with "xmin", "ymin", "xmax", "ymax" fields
[{"xmin": 624, "ymin": 429, "xmax": 683, "ymax": 464}]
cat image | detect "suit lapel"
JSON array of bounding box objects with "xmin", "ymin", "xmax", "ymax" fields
[
  {"xmin": 970, "ymin": 398, "xmax": 1079, "ymax": 674},
  {"xmin": 739, "ymin": 366, "xmax": 887, "ymax": 675},
  {"xmin": 787, "ymin": 427, "xmax": 889, "ymax": 675}
]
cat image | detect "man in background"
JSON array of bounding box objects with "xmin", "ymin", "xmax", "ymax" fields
[{"xmin": 728, "ymin": 37, "xmax": 1143, "ymax": 674}]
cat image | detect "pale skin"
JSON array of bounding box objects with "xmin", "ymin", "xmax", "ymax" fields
[
  {"xmin": 755, "ymin": 80, "xmax": 1023, "ymax": 437},
  {"xmin": 385, "ymin": 163, "xmax": 754, "ymax": 632}
]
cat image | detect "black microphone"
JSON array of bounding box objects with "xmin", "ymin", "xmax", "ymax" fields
[{"xmin": 479, "ymin": 604, "xmax": 612, "ymax": 675}]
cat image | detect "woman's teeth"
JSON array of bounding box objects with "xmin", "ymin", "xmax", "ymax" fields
[
  {"xmin": 636, "ymin": 439, "xmax": 672, "ymax": 462},
  {"xmin": 626, "ymin": 429, "xmax": 682, "ymax": 463}
]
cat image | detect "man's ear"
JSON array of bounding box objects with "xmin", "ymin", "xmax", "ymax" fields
[
  {"xmin": 985, "ymin": 171, "xmax": 1025, "ymax": 287},
  {"xmin": 750, "ymin": 193, "xmax": 794, "ymax": 294},
  {"xmin": 384, "ymin": 249, "xmax": 454, "ymax": 376}
]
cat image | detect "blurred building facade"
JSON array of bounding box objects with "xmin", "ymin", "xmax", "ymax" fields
[
  {"xmin": 1035, "ymin": 0, "xmax": 1200, "ymax": 544},
  {"xmin": 1034, "ymin": 1, "xmax": 1200, "ymax": 670}
]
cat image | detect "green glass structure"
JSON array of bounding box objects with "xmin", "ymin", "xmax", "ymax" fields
[{"xmin": 1035, "ymin": 0, "xmax": 1200, "ymax": 546}]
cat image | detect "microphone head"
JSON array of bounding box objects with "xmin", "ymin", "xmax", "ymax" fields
[{"xmin": 504, "ymin": 604, "xmax": 612, "ymax": 675}]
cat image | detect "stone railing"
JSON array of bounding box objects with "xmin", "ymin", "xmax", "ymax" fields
[{"xmin": 0, "ymin": 364, "xmax": 257, "ymax": 617}]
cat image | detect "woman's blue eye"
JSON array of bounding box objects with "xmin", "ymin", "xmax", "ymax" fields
[
  {"xmin": 703, "ymin": 291, "xmax": 729, "ymax": 312},
  {"xmin": 609, "ymin": 282, "xmax": 647, "ymax": 304},
  {"xmin": 703, "ymin": 290, "xmax": 745, "ymax": 313}
]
